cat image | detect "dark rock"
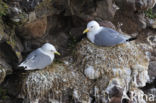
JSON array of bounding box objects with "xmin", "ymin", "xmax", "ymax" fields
[
  {"xmin": 109, "ymin": 97, "xmax": 122, "ymax": 103},
  {"xmin": 95, "ymin": 0, "xmax": 117, "ymax": 20},
  {"xmin": 0, "ymin": 42, "xmax": 13, "ymax": 84},
  {"xmin": 99, "ymin": 20, "xmax": 116, "ymax": 30},
  {"xmin": 17, "ymin": 16, "xmax": 47, "ymax": 39},
  {"xmin": 114, "ymin": 0, "xmax": 156, "ymax": 33},
  {"xmin": 0, "ymin": 42, "xmax": 18, "ymax": 67},
  {"xmin": 44, "ymin": 32, "xmax": 69, "ymax": 56},
  {"xmin": 66, "ymin": 0, "xmax": 117, "ymax": 21},
  {"xmin": 116, "ymin": 0, "xmax": 156, "ymax": 12},
  {"xmin": 20, "ymin": 0, "xmax": 43, "ymax": 12},
  {"xmin": 135, "ymin": 0, "xmax": 156, "ymax": 11},
  {"xmin": 109, "ymin": 86, "xmax": 123, "ymax": 98},
  {"xmin": 0, "ymin": 58, "xmax": 12, "ymax": 84},
  {"xmin": 148, "ymin": 61, "xmax": 156, "ymax": 82},
  {"xmin": 114, "ymin": 0, "xmax": 148, "ymax": 33},
  {"xmin": 0, "ymin": 19, "xmax": 9, "ymax": 42}
]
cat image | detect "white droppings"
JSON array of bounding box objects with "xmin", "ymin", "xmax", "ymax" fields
[
  {"xmin": 62, "ymin": 78, "xmax": 67, "ymax": 82},
  {"xmin": 30, "ymin": 99, "xmax": 39, "ymax": 103},
  {"xmin": 138, "ymin": 70, "xmax": 150, "ymax": 86},
  {"xmin": 94, "ymin": 86, "xmax": 99, "ymax": 97},
  {"xmin": 145, "ymin": 51, "xmax": 151, "ymax": 61},
  {"xmin": 73, "ymin": 89, "xmax": 79, "ymax": 100},
  {"xmin": 132, "ymin": 65, "xmax": 149, "ymax": 87},
  {"xmin": 84, "ymin": 66, "xmax": 100, "ymax": 79},
  {"xmin": 49, "ymin": 99, "xmax": 61, "ymax": 103},
  {"xmin": 12, "ymin": 7, "xmax": 22, "ymax": 14},
  {"xmin": 113, "ymin": 3, "xmax": 120, "ymax": 10},
  {"xmin": 105, "ymin": 78, "xmax": 121, "ymax": 94},
  {"xmin": 11, "ymin": 18, "xmax": 20, "ymax": 22},
  {"xmin": 122, "ymin": 88, "xmax": 130, "ymax": 101},
  {"xmin": 63, "ymin": 61, "xmax": 69, "ymax": 65}
]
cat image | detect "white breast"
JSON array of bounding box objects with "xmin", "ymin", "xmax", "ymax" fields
[
  {"xmin": 87, "ymin": 27, "xmax": 103, "ymax": 43},
  {"xmin": 87, "ymin": 33, "xmax": 95, "ymax": 43},
  {"xmin": 39, "ymin": 48, "xmax": 54, "ymax": 62}
]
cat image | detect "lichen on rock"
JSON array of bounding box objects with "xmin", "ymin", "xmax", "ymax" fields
[{"xmin": 0, "ymin": 0, "xmax": 8, "ymax": 17}]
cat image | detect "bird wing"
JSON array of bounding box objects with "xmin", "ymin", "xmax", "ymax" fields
[
  {"xmin": 94, "ymin": 27, "xmax": 128, "ymax": 46},
  {"xmin": 19, "ymin": 49, "xmax": 52, "ymax": 70}
]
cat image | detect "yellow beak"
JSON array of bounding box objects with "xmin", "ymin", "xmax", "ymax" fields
[
  {"xmin": 83, "ymin": 28, "xmax": 89, "ymax": 34},
  {"xmin": 54, "ymin": 51, "xmax": 61, "ymax": 56}
]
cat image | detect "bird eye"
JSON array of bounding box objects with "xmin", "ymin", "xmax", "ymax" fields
[{"xmin": 91, "ymin": 26, "xmax": 93, "ymax": 28}]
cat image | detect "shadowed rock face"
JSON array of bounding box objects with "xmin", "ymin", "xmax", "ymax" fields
[
  {"xmin": 0, "ymin": 55, "xmax": 12, "ymax": 83},
  {"xmin": 114, "ymin": 0, "xmax": 156, "ymax": 33}
]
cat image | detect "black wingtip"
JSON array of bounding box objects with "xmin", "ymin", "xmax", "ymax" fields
[{"xmin": 126, "ymin": 37, "xmax": 137, "ymax": 42}]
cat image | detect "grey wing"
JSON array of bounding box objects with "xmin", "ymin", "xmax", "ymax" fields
[
  {"xmin": 22, "ymin": 49, "xmax": 52, "ymax": 70},
  {"xmin": 94, "ymin": 28, "xmax": 128, "ymax": 46}
]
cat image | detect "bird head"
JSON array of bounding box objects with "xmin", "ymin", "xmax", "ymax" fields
[
  {"xmin": 83, "ymin": 20, "xmax": 100, "ymax": 34},
  {"xmin": 41, "ymin": 43, "xmax": 60, "ymax": 55}
]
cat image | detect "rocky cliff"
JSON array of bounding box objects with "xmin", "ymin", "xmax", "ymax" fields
[{"xmin": 0, "ymin": 0, "xmax": 156, "ymax": 103}]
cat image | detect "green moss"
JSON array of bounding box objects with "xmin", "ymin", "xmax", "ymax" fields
[
  {"xmin": 68, "ymin": 32, "xmax": 78, "ymax": 49},
  {"xmin": 6, "ymin": 33, "xmax": 22, "ymax": 59},
  {"xmin": 145, "ymin": 8, "xmax": 156, "ymax": 19},
  {"xmin": 0, "ymin": 87, "xmax": 8, "ymax": 99},
  {"xmin": 0, "ymin": 17, "xmax": 5, "ymax": 38},
  {"xmin": 16, "ymin": 51, "xmax": 21, "ymax": 58},
  {"xmin": 0, "ymin": 0, "xmax": 8, "ymax": 16},
  {"xmin": 7, "ymin": 38, "xmax": 16, "ymax": 49}
]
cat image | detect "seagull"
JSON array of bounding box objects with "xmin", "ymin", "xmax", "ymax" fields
[
  {"xmin": 83, "ymin": 20, "xmax": 136, "ymax": 46},
  {"xmin": 19, "ymin": 43, "xmax": 60, "ymax": 70}
]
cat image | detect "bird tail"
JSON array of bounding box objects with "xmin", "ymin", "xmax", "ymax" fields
[
  {"xmin": 18, "ymin": 64, "xmax": 30, "ymax": 70},
  {"xmin": 18, "ymin": 63, "xmax": 24, "ymax": 67},
  {"xmin": 126, "ymin": 37, "xmax": 137, "ymax": 42}
]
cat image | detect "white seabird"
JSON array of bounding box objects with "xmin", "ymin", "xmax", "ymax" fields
[
  {"xmin": 83, "ymin": 20, "xmax": 136, "ymax": 46},
  {"xmin": 19, "ymin": 43, "xmax": 60, "ymax": 70}
]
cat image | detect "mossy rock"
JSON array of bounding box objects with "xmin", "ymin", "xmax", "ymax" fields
[
  {"xmin": 145, "ymin": 8, "xmax": 156, "ymax": 19},
  {"xmin": 0, "ymin": 0, "xmax": 8, "ymax": 17},
  {"xmin": 35, "ymin": 0, "xmax": 53, "ymax": 17}
]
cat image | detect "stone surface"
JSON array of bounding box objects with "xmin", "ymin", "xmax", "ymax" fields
[
  {"xmin": 148, "ymin": 61, "xmax": 156, "ymax": 82},
  {"xmin": 19, "ymin": 63, "xmax": 91, "ymax": 103},
  {"xmin": 135, "ymin": 0, "xmax": 156, "ymax": 11},
  {"xmin": 17, "ymin": 39, "xmax": 150, "ymax": 103},
  {"xmin": 114, "ymin": 0, "xmax": 156, "ymax": 33},
  {"xmin": 147, "ymin": 35, "xmax": 156, "ymax": 47},
  {"xmin": 0, "ymin": 19, "xmax": 8, "ymax": 42},
  {"xmin": 0, "ymin": 58, "xmax": 11, "ymax": 85},
  {"xmin": 0, "ymin": 58, "xmax": 12, "ymax": 84},
  {"xmin": 17, "ymin": 16, "xmax": 47, "ymax": 39}
]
